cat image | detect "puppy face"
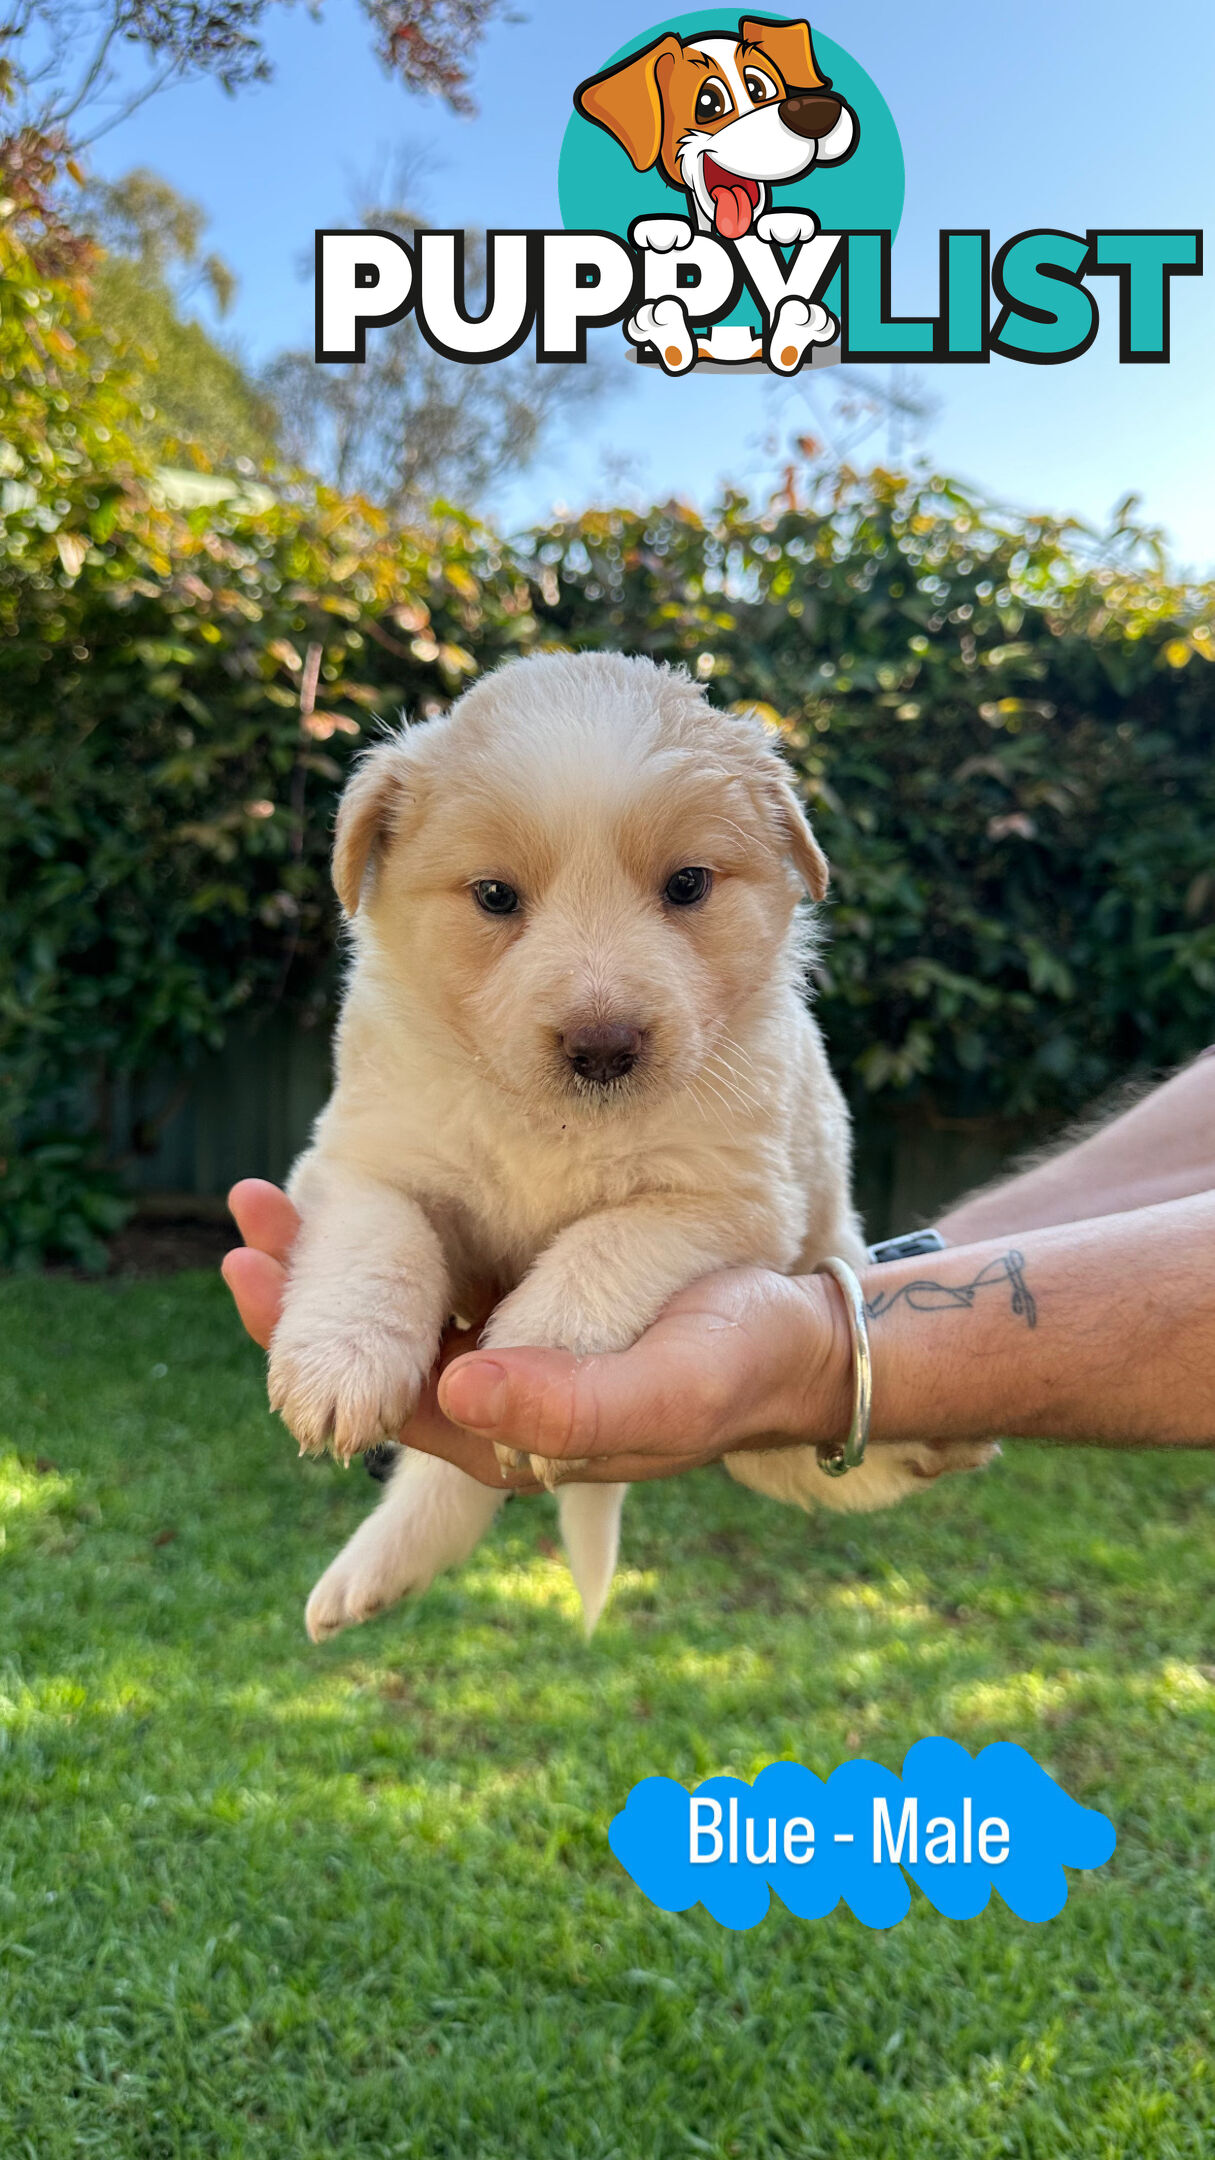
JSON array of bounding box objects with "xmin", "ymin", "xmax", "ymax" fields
[
  {"xmin": 335, "ymin": 654, "xmax": 827, "ymax": 1124},
  {"xmin": 575, "ymin": 16, "xmax": 856, "ymax": 238}
]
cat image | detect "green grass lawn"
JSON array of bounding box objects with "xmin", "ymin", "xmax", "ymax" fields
[{"xmin": 1, "ymin": 1269, "xmax": 1214, "ymax": 2159}]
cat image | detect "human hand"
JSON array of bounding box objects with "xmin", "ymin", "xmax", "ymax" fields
[
  {"xmin": 434, "ymin": 1267, "xmax": 852, "ymax": 1483},
  {"xmin": 223, "ymin": 1181, "xmax": 852, "ymax": 1487}
]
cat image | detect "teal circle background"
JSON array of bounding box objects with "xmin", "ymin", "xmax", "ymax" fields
[{"xmin": 558, "ymin": 11, "xmax": 904, "ymax": 249}]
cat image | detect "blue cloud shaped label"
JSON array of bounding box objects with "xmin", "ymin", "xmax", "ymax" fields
[{"xmin": 609, "ymin": 1739, "xmax": 1115, "ymax": 1929}]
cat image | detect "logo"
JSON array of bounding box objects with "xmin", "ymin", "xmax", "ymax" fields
[
  {"xmin": 566, "ymin": 12, "xmax": 883, "ymax": 372},
  {"xmin": 314, "ymin": 11, "xmax": 1202, "ymax": 375}
]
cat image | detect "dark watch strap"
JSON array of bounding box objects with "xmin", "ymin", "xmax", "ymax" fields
[{"xmin": 866, "ymin": 1228, "xmax": 947, "ymax": 1266}]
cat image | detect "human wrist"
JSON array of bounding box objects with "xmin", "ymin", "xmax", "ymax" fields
[
  {"xmin": 766, "ymin": 1270, "xmax": 856, "ymax": 1452},
  {"xmin": 783, "ymin": 1255, "xmax": 950, "ymax": 1456}
]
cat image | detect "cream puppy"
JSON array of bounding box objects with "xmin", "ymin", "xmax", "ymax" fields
[{"xmin": 271, "ymin": 653, "xmax": 990, "ymax": 1641}]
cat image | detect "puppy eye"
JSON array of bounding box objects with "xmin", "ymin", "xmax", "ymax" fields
[
  {"xmin": 695, "ymin": 79, "xmax": 728, "ymax": 122},
  {"xmin": 744, "ymin": 68, "xmax": 776, "ymax": 103},
  {"xmin": 664, "ymin": 866, "xmax": 712, "ymax": 908},
  {"xmin": 472, "ymin": 879, "xmax": 521, "ymax": 916}
]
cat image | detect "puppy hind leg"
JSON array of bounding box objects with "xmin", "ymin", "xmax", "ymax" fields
[
  {"xmin": 810, "ymin": 1439, "xmax": 999, "ymax": 1511},
  {"xmin": 305, "ymin": 1450, "xmax": 505, "ymax": 1643},
  {"xmin": 724, "ymin": 1437, "xmax": 998, "ymax": 1513},
  {"xmin": 557, "ymin": 1482, "xmax": 627, "ymax": 1637}
]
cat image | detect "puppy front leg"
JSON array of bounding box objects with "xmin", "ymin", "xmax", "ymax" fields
[
  {"xmin": 480, "ymin": 1198, "xmax": 757, "ymax": 1486},
  {"xmin": 269, "ymin": 1156, "xmax": 450, "ymax": 1462}
]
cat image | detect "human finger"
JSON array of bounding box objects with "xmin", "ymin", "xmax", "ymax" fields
[
  {"xmin": 227, "ymin": 1180, "xmax": 300, "ymax": 1264},
  {"xmin": 221, "ymin": 1245, "xmax": 287, "ymax": 1351}
]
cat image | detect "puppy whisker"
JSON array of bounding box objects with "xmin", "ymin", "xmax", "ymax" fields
[
  {"xmin": 711, "ymin": 1030, "xmax": 761, "ymax": 1083},
  {"xmin": 703, "ymin": 1047, "xmax": 759, "ymax": 1099},
  {"xmin": 694, "ymin": 1071, "xmax": 748, "ymax": 1125},
  {"xmin": 702, "ymin": 1045, "xmax": 763, "ymax": 1111}
]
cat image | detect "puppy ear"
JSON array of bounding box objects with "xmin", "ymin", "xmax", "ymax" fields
[
  {"xmin": 574, "ymin": 35, "xmax": 681, "ymax": 172},
  {"xmin": 772, "ymin": 775, "xmax": 829, "ymax": 901},
  {"xmin": 332, "ymin": 736, "xmax": 418, "ymax": 918},
  {"xmin": 738, "ymin": 16, "xmax": 829, "ymax": 91}
]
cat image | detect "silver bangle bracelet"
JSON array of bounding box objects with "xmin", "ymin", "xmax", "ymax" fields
[{"xmin": 814, "ymin": 1256, "xmax": 873, "ymax": 1477}]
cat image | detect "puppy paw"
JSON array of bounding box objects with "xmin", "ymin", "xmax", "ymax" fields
[
  {"xmin": 907, "ymin": 1437, "xmax": 1001, "ymax": 1481},
  {"xmin": 489, "ymin": 1440, "xmax": 590, "ymax": 1491},
  {"xmin": 767, "ymin": 294, "xmax": 838, "ymax": 374},
  {"xmin": 306, "ymin": 1454, "xmax": 504, "ymax": 1640},
  {"xmin": 306, "ymin": 1525, "xmax": 405, "ymax": 1642},
  {"xmin": 481, "ymin": 1276, "xmax": 637, "ymax": 1489},
  {"xmin": 628, "ymin": 297, "xmax": 695, "ymax": 374},
  {"xmin": 529, "ymin": 1451, "xmax": 590, "ymax": 1491},
  {"xmin": 268, "ymin": 1310, "xmax": 438, "ymax": 1463},
  {"xmin": 755, "ymin": 207, "xmax": 820, "ymax": 248},
  {"xmin": 631, "ymin": 215, "xmax": 694, "ymax": 252}
]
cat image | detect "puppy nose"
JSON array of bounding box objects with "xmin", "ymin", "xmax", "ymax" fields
[
  {"xmin": 561, "ymin": 1022, "xmax": 644, "ymax": 1085},
  {"xmin": 779, "ymin": 90, "xmax": 843, "ymax": 139}
]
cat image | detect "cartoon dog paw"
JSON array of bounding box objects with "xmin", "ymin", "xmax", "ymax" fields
[
  {"xmin": 755, "ymin": 208, "xmax": 821, "ymax": 249},
  {"xmin": 627, "ymin": 296, "xmax": 696, "ymax": 375},
  {"xmin": 767, "ymin": 294, "xmax": 838, "ymax": 374},
  {"xmin": 631, "ymin": 215, "xmax": 694, "ymax": 252}
]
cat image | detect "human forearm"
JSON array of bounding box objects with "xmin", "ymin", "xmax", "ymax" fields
[
  {"xmin": 812, "ymin": 1194, "xmax": 1215, "ymax": 1452},
  {"xmin": 937, "ymin": 1054, "xmax": 1215, "ymax": 1243},
  {"xmin": 430, "ymin": 1193, "xmax": 1215, "ymax": 1483}
]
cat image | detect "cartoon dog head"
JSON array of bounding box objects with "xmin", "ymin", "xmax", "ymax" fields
[{"xmin": 575, "ymin": 15, "xmax": 857, "ymax": 239}]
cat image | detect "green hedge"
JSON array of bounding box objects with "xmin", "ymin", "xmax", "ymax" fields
[{"xmin": 2, "ymin": 202, "xmax": 1214, "ymax": 1264}]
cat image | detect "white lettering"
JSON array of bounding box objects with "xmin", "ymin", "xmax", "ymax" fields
[
  {"xmin": 539, "ymin": 232, "xmax": 636, "ymax": 360},
  {"xmin": 643, "ymin": 232, "xmax": 737, "ymax": 323},
  {"xmin": 316, "ymin": 230, "xmax": 415, "ymax": 363},
  {"xmin": 745, "ymin": 1816, "xmax": 777, "ymax": 1866},
  {"xmin": 735, "ymin": 229, "xmax": 842, "ymax": 318},
  {"xmin": 689, "ymin": 1797, "xmax": 722, "ymax": 1864},
  {"xmin": 978, "ymin": 1816, "xmax": 1010, "ymax": 1865},
  {"xmin": 924, "ymin": 1816, "xmax": 956, "ymax": 1865},
  {"xmin": 417, "ymin": 232, "xmax": 531, "ymax": 357},
  {"xmin": 874, "ymin": 1796, "xmax": 918, "ymax": 1865},
  {"xmin": 783, "ymin": 1818, "xmax": 815, "ymax": 1864}
]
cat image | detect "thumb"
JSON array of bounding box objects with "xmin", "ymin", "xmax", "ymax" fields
[{"xmin": 436, "ymin": 1271, "xmax": 805, "ymax": 1465}]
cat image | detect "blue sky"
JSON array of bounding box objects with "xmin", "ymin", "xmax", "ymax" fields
[{"xmin": 90, "ymin": 0, "xmax": 1215, "ymax": 568}]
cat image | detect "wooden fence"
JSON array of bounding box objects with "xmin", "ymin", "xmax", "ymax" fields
[{"xmin": 109, "ymin": 1019, "xmax": 1038, "ymax": 1240}]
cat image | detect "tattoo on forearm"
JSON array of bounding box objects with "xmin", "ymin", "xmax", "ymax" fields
[{"xmin": 865, "ymin": 1250, "xmax": 1037, "ymax": 1329}]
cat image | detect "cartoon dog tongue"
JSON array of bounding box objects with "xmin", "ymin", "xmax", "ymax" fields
[{"xmin": 711, "ymin": 180, "xmax": 754, "ymax": 239}]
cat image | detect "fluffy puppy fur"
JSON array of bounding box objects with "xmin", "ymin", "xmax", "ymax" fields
[{"xmin": 271, "ymin": 652, "xmax": 991, "ymax": 1640}]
